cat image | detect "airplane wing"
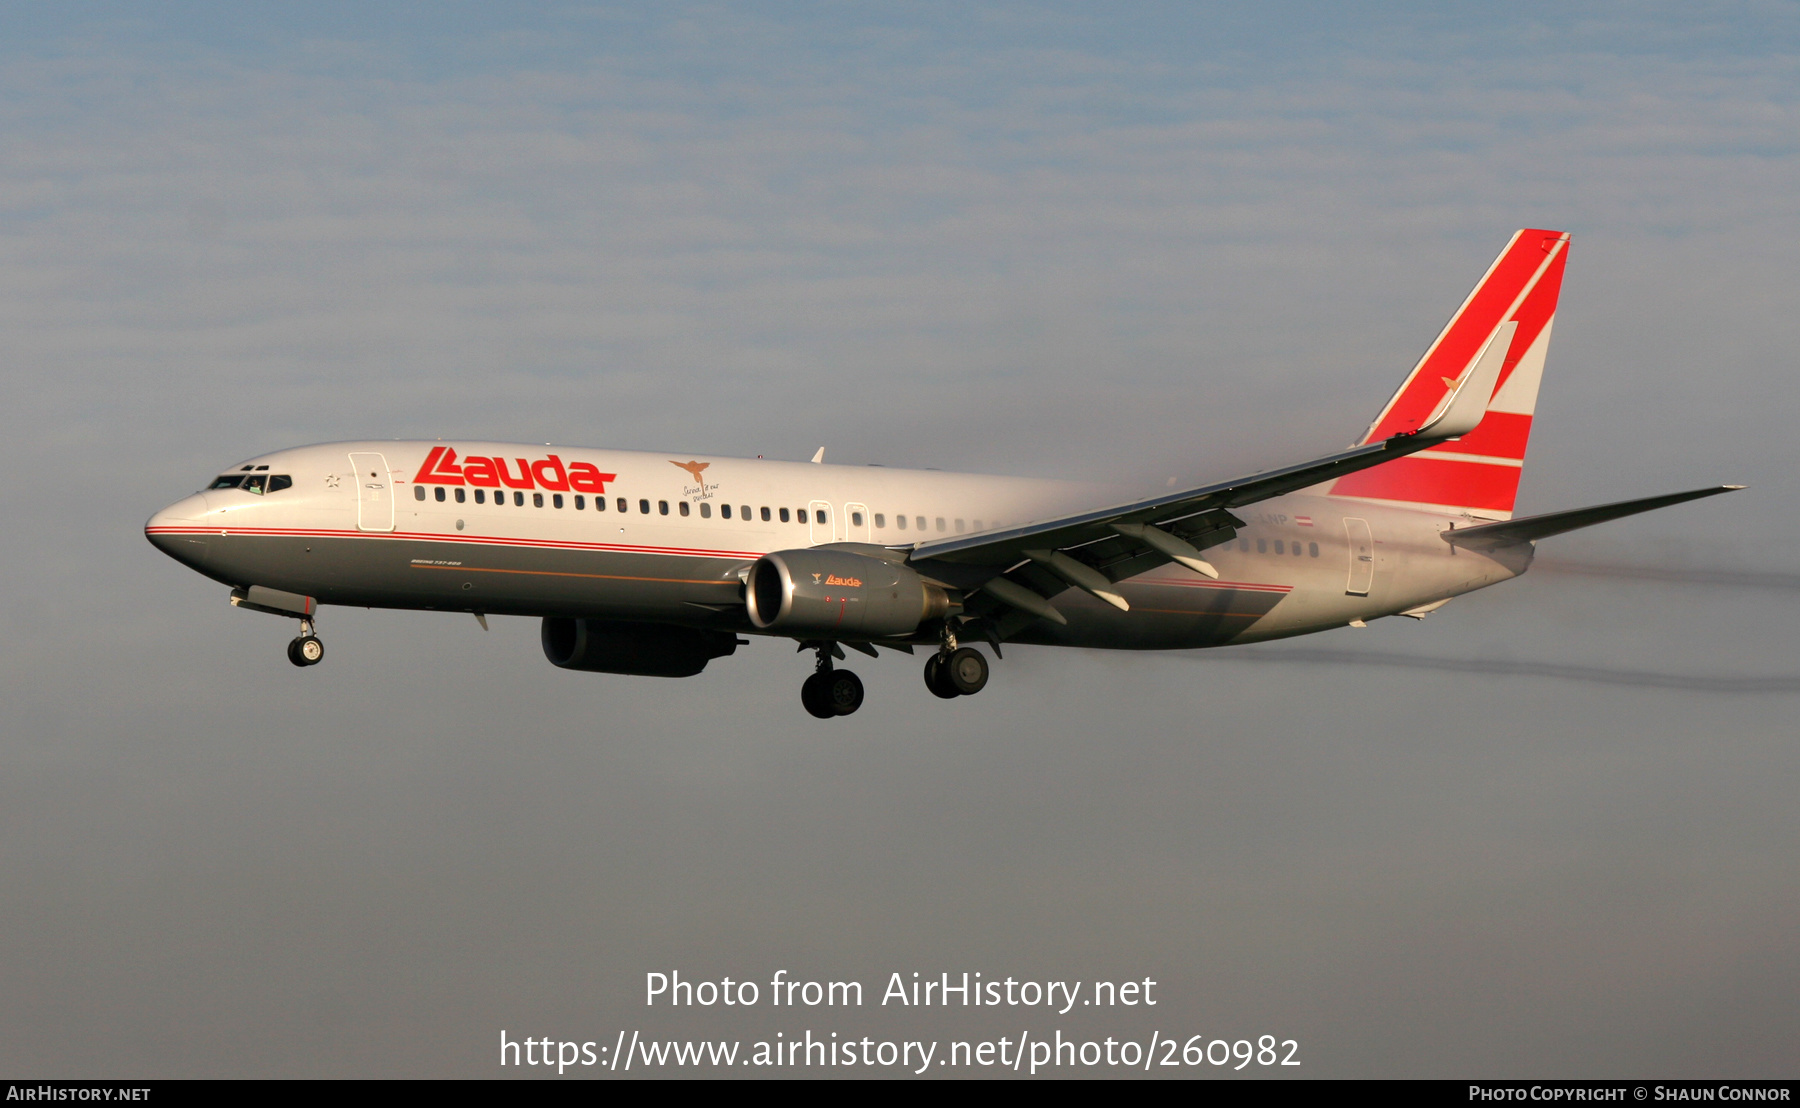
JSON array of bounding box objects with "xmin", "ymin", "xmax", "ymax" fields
[
  {"xmin": 905, "ymin": 428, "xmax": 1468, "ymax": 632},
  {"xmin": 900, "ymin": 246, "xmax": 1537, "ymax": 635},
  {"xmin": 911, "ymin": 317, "xmax": 1520, "ymax": 592}
]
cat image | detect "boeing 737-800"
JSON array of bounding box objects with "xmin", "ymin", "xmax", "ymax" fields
[{"xmin": 146, "ymin": 229, "xmax": 1739, "ymax": 717}]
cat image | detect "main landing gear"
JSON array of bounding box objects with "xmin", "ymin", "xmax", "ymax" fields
[
  {"xmin": 800, "ymin": 642, "xmax": 864, "ymax": 719},
  {"xmin": 925, "ymin": 646, "xmax": 988, "ymax": 699},
  {"xmin": 287, "ymin": 618, "xmax": 324, "ymax": 668},
  {"xmin": 794, "ymin": 628, "xmax": 992, "ymax": 718}
]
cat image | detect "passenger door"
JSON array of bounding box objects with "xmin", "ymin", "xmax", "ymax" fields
[
  {"xmin": 1343, "ymin": 517, "xmax": 1374, "ymax": 595},
  {"xmin": 349, "ymin": 451, "xmax": 395, "ymax": 532},
  {"xmin": 808, "ymin": 500, "xmax": 833, "ymax": 545}
]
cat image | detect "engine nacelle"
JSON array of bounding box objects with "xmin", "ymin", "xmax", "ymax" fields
[
  {"xmin": 541, "ymin": 618, "xmax": 738, "ymax": 678},
  {"xmin": 745, "ymin": 549, "xmax": 952, "ymax": 639}
]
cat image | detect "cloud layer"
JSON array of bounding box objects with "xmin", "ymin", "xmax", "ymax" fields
[{"xmin": 3, "ymin": 3, "xmax": 1797, "ymax": 1077}]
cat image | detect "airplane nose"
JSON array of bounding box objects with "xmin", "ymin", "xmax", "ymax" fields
[{"xmin": 146, "ymin": 494, "xmax": 211, "ymax": 567}]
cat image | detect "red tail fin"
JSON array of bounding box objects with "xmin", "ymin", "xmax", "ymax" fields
[{"xmin": 1329, "ymin": 229, "xmax": 1569, "ymax": 519}]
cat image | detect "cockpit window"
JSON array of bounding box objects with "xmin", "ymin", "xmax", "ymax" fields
[{"xmin": 208, "ymin": 473, "xmax": 291, "ymax": 493}]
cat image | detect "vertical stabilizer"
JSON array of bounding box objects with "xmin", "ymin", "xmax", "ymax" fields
[{"xmin": 1329, "ymin": 229, "xmax": 1569, "ymax": 518}]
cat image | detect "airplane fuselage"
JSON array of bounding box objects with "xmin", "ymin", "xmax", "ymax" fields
[{"xmin": 146, "ymin": 439, "xmax": 1531, "ymax": 652}]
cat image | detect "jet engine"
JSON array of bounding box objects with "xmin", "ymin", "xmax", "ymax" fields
[
  {"xmin": 745, "ymin": 549, "xmax": 953, "ymax": 639},
  {"xmin": 541, "ymin": 618, "xmax": 739, "ymax": 678}
]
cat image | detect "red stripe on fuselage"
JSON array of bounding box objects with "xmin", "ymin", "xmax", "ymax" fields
[
  {"xmin": 144, "ymin": 525, "xmax": 767, "ymax": 561},
  {"xmin": 149, "ymin": 525, "xmax": 1302, "ymax": 598}
]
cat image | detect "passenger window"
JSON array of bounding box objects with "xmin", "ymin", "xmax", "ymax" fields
[
  {"xmin": 954, "ymin": 519, "xmax": 964, "ymax": 533},
  {"xmin": 1292, "ymin": 542, "xmax": 1302, "ymax": 556},
  {"xmin": 700, "ymin": 502, "xmax": 712, "ymax": 518},
  {"xmin": 455, "ymin": 487, "xmax": 466, "ymax": 503},
  {"xmin": 414, "ymin": 485, "xmax": 426, "ymax": 501},
  {"xmin": 616, "ymin": 498, "xmax": 626, "ymax": 512},
  {"xmin": 916, "ymin": 516, "xmax": 926, "ymax": 530},
  {"xmin": 935, "ymin": 517, "xmax": 945, "ymax": 532},
  {"xmin": 722, "ymin": 504, "xmax": 732, "ymax": 519},
  {"xmin": 852, "ymin": 511, "xmax": 864, "ymax": 527},
  {"xmin": 533, "ymin": 493, "xmax": 544, "ymax": 508},
  {"xmin": 638, "ymin": 499, "xmax": 650, "ymax": 514},
  {"xmin": 1309, "ymin": 542, "xmax": 1319, "ymax": 557},
  {"xmin": 972, "ymin": 519, "xmax": 982, "ymax": 530},
  {"xmin": 574, "ymin": 495, "xmax": 585, "ymax": 509},
  {"xmin": 679, "ymin": 501, "xmax": 689, "ymax": 517},
  {"xmin": 779, "ymin": 507, "xmax": 790, "ymax": 523},
  {"xmin": 555, "ymin": 494, "xmax": 565, "ymax": 508},
  {"xmin": 269, "ymin": 475, "xmax": 292, "ymax": 493},
  {"xmin": 475, "ymin": 489, "xmax": 486, "ymax": 504},
  {"xmin": 515, "ymin": 491, "xmax": 525, "ymax": 506},
  {"xmin": 1257, "ymin": 538, "xmax": 1267, "ymax": 553},
  {"xmin": 874, "ymin": 514, "xmax": 886, "ymax": 528},
  {"xmin": 896, "ymin": 515, "xmax": 907, "ymax": 530},
  {"xmin": 1274, "ymin": 539, "xmax": 1284, "ymax": 554},
  {"xmin": 209, "ymin": 475, "xmax": 244, "ymax": 490},
  {"xmin": 739, "ymin": 505, "xmax": 750, "ymax": 520},
  {"xmin": 816, "ymin": 509, "xmax": 828, "ymax": 525},
  {"xmin": 1239, "ymin": 538, "xmax": 1249, "ymax": 551},
  {"xmin": 797, "ymin": 507, "xmax": 808, "ymax": 522},
  {"xmin": 434, "ymin": 486, "xmax": 446, "ymax": 502},
  {"xmin": 658, "ymin": 500, "xmax": 669, "ymax": 515},
  {"xmin": 761, "ymin": 507, "xmax": 771, "ymax": 522}
]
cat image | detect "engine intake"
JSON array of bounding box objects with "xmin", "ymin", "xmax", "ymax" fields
[
  {"xmin": 746, "ymin": 549, "xmax": 952, "ymax": 639},
  {"xmin": 541, "ymin": 618, "xmax": 739, "ymax": 678}
]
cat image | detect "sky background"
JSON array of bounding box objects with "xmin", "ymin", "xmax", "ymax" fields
[{"xmin": 2, "ymin": 1, "xmax": 1797, "ymax": 1078}]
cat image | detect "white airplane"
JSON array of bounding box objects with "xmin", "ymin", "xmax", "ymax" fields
[{"xmin": 147, "ymin": 229, "xmax": 1740, "ymax": 717}]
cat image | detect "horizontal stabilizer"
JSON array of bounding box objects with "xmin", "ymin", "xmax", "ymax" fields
[{"xmin": 1443, "ymin": 486, "xmax": 1744, "ymax": 550}]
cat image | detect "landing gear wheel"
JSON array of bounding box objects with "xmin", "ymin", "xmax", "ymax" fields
[
  {"xmin": 946, "ymin": 647, "xmax": 988, "ymax": 695},
  {"xmin": 825, "ymin": 669, "xmax": 864, "ymax": 716},
  {"xmin": 288, "ymin": 635, "xmax": 324, "ymax": 667},
  {"xmin": 801, "ymin": 672, "xmax": 837, "ymax": 719},
  {"xmin": 924, "ymin": 654, "xmax": 960, "ymax": 699}
]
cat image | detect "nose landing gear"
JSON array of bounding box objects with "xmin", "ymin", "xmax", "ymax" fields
[
  {"xmin": 799, "ymin": 641, "xmax": 863, "ymax": 718},
  {"xmin": 287, "ymin": 618, "xmax": 324, "ymax": 667}
]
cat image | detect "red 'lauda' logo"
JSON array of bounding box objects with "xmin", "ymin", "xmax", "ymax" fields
[{"xmin": 413, "ymin": 446, "xmax": 616, "ymax": 493}]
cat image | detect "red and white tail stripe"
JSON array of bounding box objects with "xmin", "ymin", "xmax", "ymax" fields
[{"xmin": 1329, "ymin": 229, "xmax": 1569, "ymax": 519}]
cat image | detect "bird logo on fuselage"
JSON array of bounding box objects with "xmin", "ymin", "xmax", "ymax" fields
[{"xmin": 670, "ymin": 459, "xmax": 714, "ymax": 498}]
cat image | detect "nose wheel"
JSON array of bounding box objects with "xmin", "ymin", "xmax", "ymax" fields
[
  {"xmin": 287, "ymin": 619, "xmax": 324, "ymax": 667},
  {"xmin": 925, "ymin": 646, "xmax": 988, "ymax": 698}
]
